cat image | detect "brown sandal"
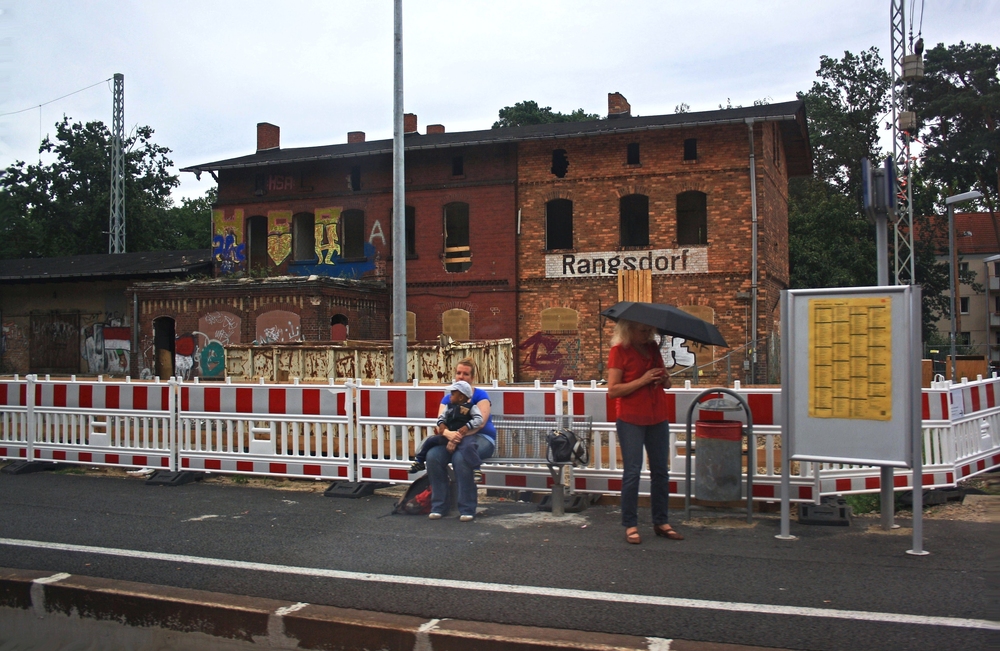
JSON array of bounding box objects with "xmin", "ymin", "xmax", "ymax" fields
[
  {"xmin": 655, "ymin": 525, "xmax": 684, "ymax": 540},
  {"xmin": 625, "ymin": 527, "xmax": 642, "ymax": 544}
]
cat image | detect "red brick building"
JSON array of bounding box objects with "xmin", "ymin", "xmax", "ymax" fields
[{"xmin": 182, "ymin": 94, "xmax": 811, "ymax": 383}]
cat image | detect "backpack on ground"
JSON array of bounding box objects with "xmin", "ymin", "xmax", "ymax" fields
[{"xmin": 393, "ymin": 474, "xmax": 433, "ymax": 515}]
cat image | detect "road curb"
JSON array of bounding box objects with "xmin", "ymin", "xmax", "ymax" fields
[{"xmin": 0, "ymin": 567, "xmax": 774, "ymax": 650}]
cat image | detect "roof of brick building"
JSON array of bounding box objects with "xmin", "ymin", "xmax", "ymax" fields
[
  {"xmin": 924, "ymin": 212, "xmax": 1000, "ymax": 256},
  {"xmin": 181, "ymin": 100, "xmax": 812, "ymax": 177},
  {"xmin": 0, "ymin": 249, "xmax": 213, "ymax": 281}
]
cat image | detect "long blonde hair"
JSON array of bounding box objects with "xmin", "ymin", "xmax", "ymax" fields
[
  {"xmin": 611, "ymin": 319, "xmax": 657, "ymax": 349},
  {"xmin": 455, "ymin": 356, "xmax": 478, "ymax": 380}
]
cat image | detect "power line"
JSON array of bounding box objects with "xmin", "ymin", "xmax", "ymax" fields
[{"xmin": 0, "ymin": 78, "xmax": 112, "ymax": 118}]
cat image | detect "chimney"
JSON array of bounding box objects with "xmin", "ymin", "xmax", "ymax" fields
[
  {"xmin": 347, "ymin": 131, "xmax": 366, "ymax": 144},
  {"xmin": 427, "ymin": 124, "xmax": 445, "ymax": 134},
  {"xmin": 608, "ymin": 93, "xmax": 631, "ymax": 119},
  {"xmin": 256, "ymin": 122, "xmax": 280, "ymax": 151},
  {"xmin": 404, "ymin": 113, "xmax": 418, "ymax": 134}
]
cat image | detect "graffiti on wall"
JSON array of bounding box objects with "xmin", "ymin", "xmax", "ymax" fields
[
  {"xmin": 267, "ymin": 211, "xmax": 292, "ymax": 265},
  {"xmin": 213, "ymin": 208, "xmax": 246, "ymax": 274},
  {"xmin": 196, "ymin": 311, "xmax": 241, "ymax": 378},
  {"xmin": 256, "ymin": 310, "xmax": 301, "ymax": 344},
  {"xmin": 660, "ymin": 336, "xmax": 697, "ymax": 369},
  {"xmin": 518, "ymin": 331, "xmax": 581, "ymax": 381},
  {"xmin": 314, "ymin": 207, "xmax": 341, "ymax": 264},
  {"xmin": 81, "ymin": 323, "xmax": 131, "ymax": 375}
]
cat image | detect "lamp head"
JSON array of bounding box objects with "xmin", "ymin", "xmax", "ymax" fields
[{"xmin": 945, "ymin": 190, "xmax": 983, "ymax": 205}]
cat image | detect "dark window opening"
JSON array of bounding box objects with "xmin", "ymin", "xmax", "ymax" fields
[
  {"xmin": 340, "ymin": 209, "xmax": 366, "ymax": 260},
  {"xmin": 452, "ymin": 156, "xmax": 464, "ymax": 176},
  {"xmin": 350, "ymin": 166, "xmax": 361, "ymax": 191},
  {"xmin": 546, "ymin": 199, "xmax": 573, "ymax": 250},
  {"xmin": 247, "ymin": 215, "xmax": 268, "ymax": 272},
  {"xmin": 405, "ymin": 205, "xmax": 416, "ymax": 257},
  {"xmin": 152, "ymin": 316, "xmax": 176, "ymax": 379},
  {"xmin": 551, "ymin": 149, "xmax": 569, "ymax": 178},
  {"xmin": 254, "ymin": 174, "xmax": 267, "ymax": 197},
  {"xmin": 292, "ymin": 212, "xmax": 316, "ymax": 262},
  {"xmin": 444, "ymin": 202, "xmax": 471, "ymax": 272},
  {"xmin": 619, "ymin": 194, "xmax": 649, "ymax": 248},
  {"xmin": 676, "ymin": 191, "xmax": 708, "ymax": 245},
  {"xmin": 627, "ymin": 142, "xmax": 640, "ymax": 165},
  {"xmin": 960, "ymin": 297, "xmax": 970, "ymax": 314},
  {"xmin": 684, "ymin": 138, "xmax": 697, "ymax": 161}
]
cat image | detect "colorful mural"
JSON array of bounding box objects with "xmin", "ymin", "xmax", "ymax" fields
[
  {"xmin": 80, "ymin": 320, "xmax": 130, "ymax": 376},
  {"xmin": 314, "ymin": 207, "xmax": 341, "ymax": 264},
  {"xmin": 267, "ymin": 210, "xmax": 292, "ymax": 265},
  {"xmin": 213, "ymin": 208, "xmax": 246, "ymax": 274},
  {"xmin": 196, "ymin": 311, "xmax": 241, "ymax": 379}
]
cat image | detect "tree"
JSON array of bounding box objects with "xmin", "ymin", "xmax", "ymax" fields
[
  {"xmin": 0, "ymin": 116, "xmax": 211, "ymax": 258},
  {"xmin": 910, "ymin": 42, "xmax": 999, "ymax": 245},
  {"xmin": 492, "ymin": 101, "xmax": 599, "ymax": 128}
]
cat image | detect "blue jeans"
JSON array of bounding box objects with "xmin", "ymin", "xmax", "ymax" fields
[
  {"xmin": 617, "ymin": 419, "xmax": 671, "ymax": 528},
  {"xmin": 426, "ymin": 433, "xmax": 495, "ymax": 517}
]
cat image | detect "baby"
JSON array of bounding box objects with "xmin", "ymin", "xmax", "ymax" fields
[{"xmin": 409, "ymin": 380, "xmax": 484, "ymax": 482}]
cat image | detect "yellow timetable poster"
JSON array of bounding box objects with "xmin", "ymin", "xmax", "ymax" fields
[{"xmin": 808, "ymin": 297, "xmax": 891, "ymax": 421}]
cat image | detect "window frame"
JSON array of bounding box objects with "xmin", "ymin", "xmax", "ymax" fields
[
  {"xmin": 619, "ymin": 194, "xmax": 649, "ymax": 248},
  {"xmin": 545, "ymin": 199, "xmax": 574, "ymax": 251},
  {"xmin": 676, "ymin": 191, "xmax": 708, "ymax": 246},
  {"xmin": 291, "ymin": 212, "xmax": 316, "ymax": 263},
  {"xmin": 443, "ymin": 201, "xmax": 472, "ymax": 272},
  {"xmin": 340, "ymin": 209, "xmax": 366, "ymax": 261}
]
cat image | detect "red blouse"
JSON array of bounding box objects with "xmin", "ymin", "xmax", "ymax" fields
[{"xmin": 607, "ymin": 342, "xmax": 671, "ymax": 425}]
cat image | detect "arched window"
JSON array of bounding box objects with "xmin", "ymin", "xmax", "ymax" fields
[
  {"xmin": 540, "ymin": 307, "xmax": 579, "ymax": 333},
  {"xmin": 330, "ymin": 314, "xmax": 349, "ymax": 341},
  {"xmin": 340, "ymin": 209, "xmax": 366, "ymax": 260},
  {"xmin": 546, "ymin": 199, "xmax": 573, "ymax": 251},
  {"xmin": 247, "ymin": 215, "xmax": 268, "ymax": 273},
  {"xmin": 443, "ymin": 202, "xmax": 471, "ymax": 272},
  {"xmin": 676, "ymin": 191, "xmax": 707, "ymax": 245},
  {"xmin": 442, "ymin": 308, "xmax": 470, "ymax": 341},
  {"xmin": 256, "ymin": 310, "xmax": 301, "ymax": 344},
  {"xmin": 619, "ymin": 194, "xmax": 649, "ymax": 248},
  {"xmin": 292, "ymin": 212, "xmax": 316, "ymax": 262}
]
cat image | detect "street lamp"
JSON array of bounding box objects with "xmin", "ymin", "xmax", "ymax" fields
[{"xmin": 946, "ymin": 190, "xmax": 984, "ymax": 381}]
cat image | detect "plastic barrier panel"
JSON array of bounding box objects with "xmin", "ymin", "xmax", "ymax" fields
[{"xmin": 0, "ymin": 378, "xmax": 28, "ymax": 461}]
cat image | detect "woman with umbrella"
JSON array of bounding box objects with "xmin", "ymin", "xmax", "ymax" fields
[{"xmin": 606, "ymin": 318, "xmax": 685, "ymax": 544}]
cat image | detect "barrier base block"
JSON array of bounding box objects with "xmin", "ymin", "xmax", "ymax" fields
[
  {"xmin": 537, "ymin": 493, "xmax": 590, "ymax": 513},
  {"xmin": 1, "ymin": 461, "xmax": 59, "ymax": 475},
  {"xmin": 145, "ymin": 470, "xmax": 204, "ymax": 487},
  {"xmin": 798, "ymin": 496, "xmax": 852, "ymax": 526},
  {"xmin": 324, "ymin": 481, "xmax": 388, "ymax": 499}
]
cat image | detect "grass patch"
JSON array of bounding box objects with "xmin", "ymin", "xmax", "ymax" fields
[
  {"xmin": 231, "ymin": 475, "xmax": 249, "ymax": 484},
  {"xmin": 845, "ymin": 493, "xmax": 881, "ymax": 514}
]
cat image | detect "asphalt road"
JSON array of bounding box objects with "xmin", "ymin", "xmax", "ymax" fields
[{"xmin": 0, "ymin": 470, "xmax": 995, "ymax": 651}]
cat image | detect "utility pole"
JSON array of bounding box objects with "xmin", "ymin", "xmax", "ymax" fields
[
  {"xmin": 391, "ymin": 0, "xmax": 408, "ymax": 382},
  {"xmin": 108, "ymin": 73, "xmax": 125, "ymax": 254}
]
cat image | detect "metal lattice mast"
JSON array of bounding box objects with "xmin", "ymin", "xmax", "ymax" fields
[
  {"xmin": 108, "ymin": 73, "xmax": 125, "ymax": 254},
  {"xmin": 890, "ymin": 1, "xmax": 916, "ymax": 285}
]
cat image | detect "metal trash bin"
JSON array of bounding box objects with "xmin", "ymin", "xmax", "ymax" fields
[{"xmin": 694, "ymin": 420, "xmax": 743, "ymax": 502}]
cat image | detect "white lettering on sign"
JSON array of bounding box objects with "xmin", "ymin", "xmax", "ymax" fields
[{"xmin": 544, "ymin": 248, "xmax": 708, "ymax": 278}]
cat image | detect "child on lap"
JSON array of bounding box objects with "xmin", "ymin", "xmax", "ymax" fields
[{"xmin": 409, "ymin": 381, "xmax": 484, "ymax": 481}]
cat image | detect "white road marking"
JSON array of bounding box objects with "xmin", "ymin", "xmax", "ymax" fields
[
  {"xmin": 32, "ymin": 572, "xmax": 71, "ymax": 584},
  {"xmin": 1, "ymin": 537, "xmax": 996, "ymax": 631},
  {"xmin": 274, "ymin": 602, "xmax": 308, "ymax": 616},
  {"xmin": 182, "ymin": 515, "xmax": 220, "ymax": 522}
]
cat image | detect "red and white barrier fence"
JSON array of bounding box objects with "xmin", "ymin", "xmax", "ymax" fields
[{"xmin": 1, "ymin": 373, "xmax": 997, "ymax": 504}]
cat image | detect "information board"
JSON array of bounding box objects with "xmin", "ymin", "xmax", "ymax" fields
[{"xmin": 781, "ymin": 286, "xmax": 921, "ymax": 467}]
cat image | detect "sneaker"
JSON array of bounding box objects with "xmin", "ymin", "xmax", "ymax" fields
[
  {"xmin": 473, "ymin": 469, "xmax": 483, "ymax": 483},
  {"xmin": 409, "ymin": 461, "xmax": 425, "ymax": 474},
  {"xmin": 428, "ymin": 512, "xmax": 443, "ymax": 520},
  {"xmin": 459, "ymin": 514, "xmax": 474, "ymax": 522}
]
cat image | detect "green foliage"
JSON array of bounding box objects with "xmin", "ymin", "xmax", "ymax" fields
[
  {"xmin": 844, "ymin": 492, "xmax": 880, "ymax": 514},
  {"xmin": 0, "ymin": 117, "xmax": 214, "ymax": 259},
  {"xmin": 492, "ymin": 101, "xmax": 599, "ymax": 128}
]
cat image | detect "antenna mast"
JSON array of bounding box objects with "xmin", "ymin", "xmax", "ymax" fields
[
  {"xmin": 890, "ymin": 1, "xmax": 920, "ymax": 285},
  {"xmin": 109, "ymin": 73, "xmax": 125, "ymax": 254}
]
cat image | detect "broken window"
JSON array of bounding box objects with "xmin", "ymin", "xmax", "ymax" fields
[
  {"xmin": 546, "ymin": 199, "xmax": 573, "ymax": 250},
  {"xmin": 292, "ymin": 212, "xmax": 316, "ymax": 262},
  {"xmin": 676, "ymin": 191, "xmax": 708, "ymax": 245},
  {"xmin": 452, "ymin": 156, "xmax": 464, "ymax": 176},
  {"xmin": 443, "ymin": 202, "xmax": 471, "ymax": 272},
  {"xmin": 619, "ymin": 194, "xmax": 649, "ymax": 248},
  {"xmin": 551, "ymin": 149, "xmax": 569, "ymax": 178},
  {"xmin": 627, "ymin": 142, "xmax": 640, "ymax": 165},
  {"xmin": 684, "ymin": 138, "xmax": 697, "ymax": 161},
  {"xmin": 247, "ymin": 215, "xmax": 268, "ymax": 272},
  {"xmin": 677, "ymin": 190, "xmax": 708, "ymax": 245},
  {"xmin": 350, "ymin": 166, "xmax": 361, "ymax": 191},
  {"xmin": 340, "ymin": 209, "xmax": 366, "ymax": 260}
]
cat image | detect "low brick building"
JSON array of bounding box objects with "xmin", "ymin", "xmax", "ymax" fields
[{"xmin": 183, "ymin": 94, "xmax": 811, "ymax": 383}]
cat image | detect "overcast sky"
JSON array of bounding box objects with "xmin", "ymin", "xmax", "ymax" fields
[{"xmin": 0, "ymin": 1, "xmax": 996, "ymax": 201}]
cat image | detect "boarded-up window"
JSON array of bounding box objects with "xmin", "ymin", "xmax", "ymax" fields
[
  {"xmin": 444, "ymin": 202, "xmax": 471, "ymax": 272},
  {"xmin": 676, "ymin": 191, "xmax": 707, "ymax": 245},
  {"xmin": 541, "ymin": 307, "xmax": 578, "ymax": 333},
  {"xmin": 30, "ymin": 312, "xmax": 80, "ymax": 374},
  {"xmin": 546, "ymin": 199, "xmax": 573, "ymax": 251},
  {"xmin": 257, "ymin": 310, "xmax": 302, "ymax": 344},
  {"xmin": 618, "ymin": 269, "xmax": 652, "ymax": 302},
  {"xmin": 442, "ymin": 308, "xmax": 470, "ymax": 341},
  {"xmin": 330, "ymin": 314, "xmax": 349, "ymax": 341},
  {"xmin": 619, "ymin": 194, "xmax": 649, "ymax": 247},
  {"xmin": 292, "ymin": 212, "xmax": 316, "ymax": 262},
  {"xmin": 341, "ymin": 209, "xmax": 365, "ymax": 260},
  {"xmin": 406, "ymin": 311, "xmax": 416, "ymax": 341}
]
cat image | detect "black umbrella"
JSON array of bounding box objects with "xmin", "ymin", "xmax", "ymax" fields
[{"xmin": 600, "ymin": 301, "xmax": 728, "ymax": 348}]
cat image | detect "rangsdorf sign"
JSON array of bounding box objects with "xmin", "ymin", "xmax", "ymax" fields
[{"xmin": 545, "ymin": 248, "xmax": 707, "ymax": 278}]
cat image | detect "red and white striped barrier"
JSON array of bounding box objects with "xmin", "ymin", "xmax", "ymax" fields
[
  {"xmin": 0, "ymin": 377, "xmax": 29, "ymax": 461},
  {"xmin": 355, "ymin": 383, "xmax": 442, "ymax": 483},
  {"xmin": 177, "ymin": 379, "xmax": 354, "ymax": 481}
]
